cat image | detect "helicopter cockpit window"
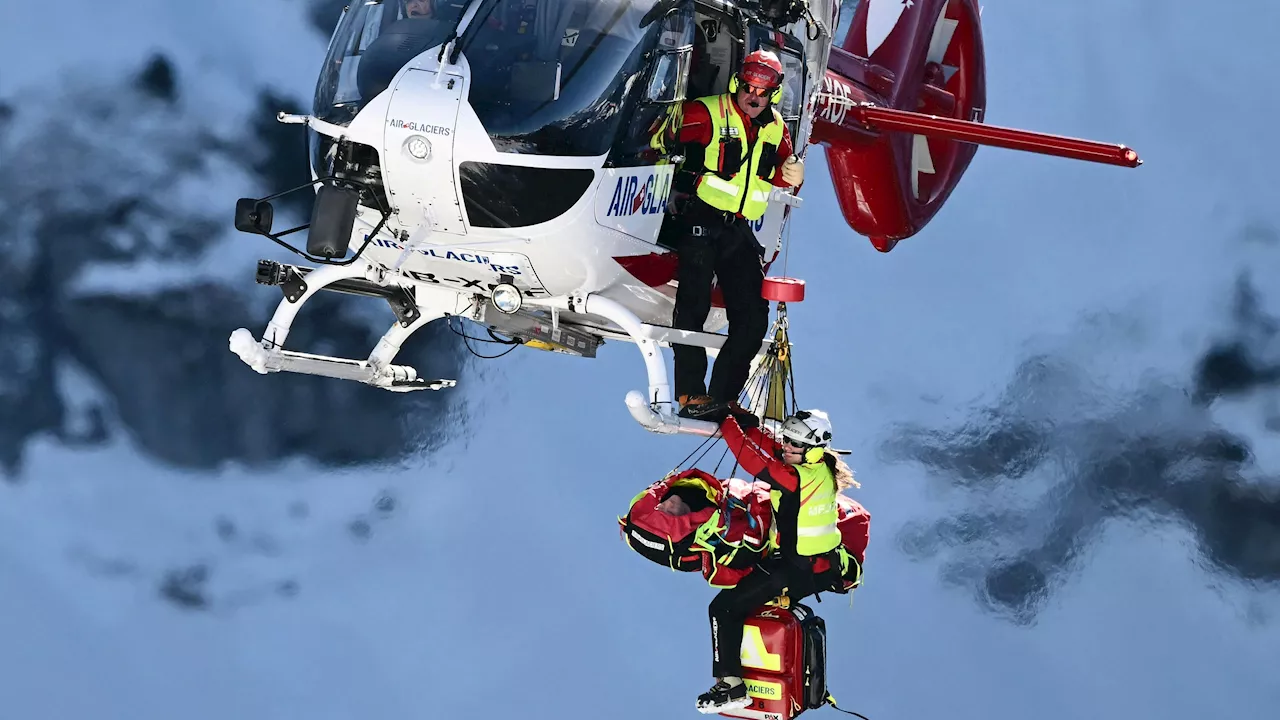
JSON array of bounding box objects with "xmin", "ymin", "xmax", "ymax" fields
[
  {"xmin": 312, "ymin": 0, "xmax": 456, "ymax": 127},
  {"xmin": 642, "ymin": 4, "xmax": 695, "ymax": 103},
  {"xmin": 460, "ymin": 0, "xmax": 656, "ymax": 156}
]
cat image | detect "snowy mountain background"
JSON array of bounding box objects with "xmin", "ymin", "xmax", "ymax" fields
[{"xmin": 2, "ymin": 1, "xmax": 1278, "ymax": 719}]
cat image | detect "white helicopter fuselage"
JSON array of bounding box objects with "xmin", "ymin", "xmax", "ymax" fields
[
  {"xmin": 231, "ymin": 0, "xmax": 837, "ymax": 437},
  {"xmin": 339, "ymin": 49, "xmax": 788, "ymax": 336}
]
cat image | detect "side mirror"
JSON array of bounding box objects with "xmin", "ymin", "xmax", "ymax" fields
[{"xmin": 234, "ymin": 198, "xmax": 275, "ymax": 235}]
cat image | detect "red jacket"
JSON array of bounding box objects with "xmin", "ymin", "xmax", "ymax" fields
[
  {"xmin": 720, "ymin": 415, "xmax": 800, "ymax": 494},
  {"xmin": 721, "ymin": 416, "xmax": 812, "ymax": 560}
]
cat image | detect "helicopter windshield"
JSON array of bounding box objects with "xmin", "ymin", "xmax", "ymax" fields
[
  {"xmin": 313, "ymin": 0, "xmax": 466, "ymax": 127},
  {"xmin": 460, "ymin": 0, "xmax": 656, "ymax": 156},
  {"xmin": 315, "ymin": 0, "xmax": 660, "ymax": 157}
]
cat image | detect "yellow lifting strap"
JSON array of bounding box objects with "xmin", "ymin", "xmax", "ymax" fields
[{"xmin": 754, "ymin": 301, "xmax": 795, "ymax": 423}]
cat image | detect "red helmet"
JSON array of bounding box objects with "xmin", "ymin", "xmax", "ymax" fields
[{"xmin": 739, "ymin": 49, "xmax": 784, "ymax": 90}]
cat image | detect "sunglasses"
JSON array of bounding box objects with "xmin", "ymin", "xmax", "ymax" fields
[{"xmin": 740, "ymin": 83, "xmax": 774, "ymax": 97}]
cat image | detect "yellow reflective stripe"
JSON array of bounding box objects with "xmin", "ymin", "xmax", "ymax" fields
[
  {"xmin": 699, "ymin": 175, "xmax": 741, "ymax": 210},
  {"xmin": 740, "ymin": 625, "xmax": 782, "ymax": 671},
  {"xmin": 796, "ymin": 524, "xmax": 839, "ymax": 537},
  {"xmin": 702, "ymin": 175, "xmax": 739, "ymax": 194}
]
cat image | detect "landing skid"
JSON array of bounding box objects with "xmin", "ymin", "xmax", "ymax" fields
[
  {"xmin": 228, "ymin": 258, "xmax": 765, "ymax": 438},
  {"xmin": 229, "ymin": 259, "xmax": 465, "ymax": 392}
]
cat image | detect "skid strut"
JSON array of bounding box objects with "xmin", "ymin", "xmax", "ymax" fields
[{"xmin": 525, "ymin": 294, "xmax": 720, "ymax": 437}]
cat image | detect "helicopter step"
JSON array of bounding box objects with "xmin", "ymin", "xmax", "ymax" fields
[{"xmin": 228, "ymin": 259, "xmax": 467, "ymax": 392}]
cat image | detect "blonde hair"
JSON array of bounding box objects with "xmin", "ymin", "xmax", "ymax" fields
[{"xmin": 823, "ymin": 452, "xmax": 859, "ymax": 490}]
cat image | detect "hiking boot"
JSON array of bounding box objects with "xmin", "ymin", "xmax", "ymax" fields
[
  {"xmin": 681, "ymin": 400, "xmax": 732, "ymax": 422},
  {"xmin": 696, "ymin": 679, "xmax": 749, "ymax": 714},
  {"xmin": 677, "ymin": 394, "xmax": 716, "ymax": 419}
]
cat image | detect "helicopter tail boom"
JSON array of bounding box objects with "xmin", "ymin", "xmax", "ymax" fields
[{"xmin": 851, "ymin": 105, "xmax": 1142, "ymax": 168}]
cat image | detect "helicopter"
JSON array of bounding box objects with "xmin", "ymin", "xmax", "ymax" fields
[{"xmin": 228, "ymin": 0, "xmax": 1141, "ymax": 438}]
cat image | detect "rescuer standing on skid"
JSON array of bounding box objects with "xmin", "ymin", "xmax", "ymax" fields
[{"xmin": 664, "ymin": 49, "xmax": 805, "ymax": 422}]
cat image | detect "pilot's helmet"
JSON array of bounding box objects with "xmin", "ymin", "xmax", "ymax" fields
[{"xmin": 737, "ymin": 49, "xmax": 784, "ymax": 96}]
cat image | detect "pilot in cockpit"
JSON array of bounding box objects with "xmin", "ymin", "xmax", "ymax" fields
[{"xmin": 402, "ymin": 0, "xmax": 435, "ymax": 18}]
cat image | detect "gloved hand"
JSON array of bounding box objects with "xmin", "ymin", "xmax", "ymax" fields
[
  {"xmin": 780, "ymin": 156, "xmax": 804, "ymax": 186},
  {"xmin": 725, "ymin": 403, "xmax": 761, "ymax": 430}
]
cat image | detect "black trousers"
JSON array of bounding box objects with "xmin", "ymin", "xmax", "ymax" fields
[
  {"xmin": 671, "ymin": 200, "xmax": 770, "ymax": 403},
  {"xmin": 708, "ymin": 556, "xmax": 819, "ymax": 679}
]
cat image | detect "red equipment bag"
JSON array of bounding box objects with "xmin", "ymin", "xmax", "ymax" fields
[
  {"xmin": 837, "ymin": 495, "xmax": 871, "ymax": 566},
  {"xmin": 619, "ymin": 469, "xmax": 723, "ymax": 572},
  {"xmin": 718, "ymin": 602, "xmax": 828, "ymax": 720},
  {"xmin": 809, "ymin": 495, "xmax": 871, "ymax": 593}
]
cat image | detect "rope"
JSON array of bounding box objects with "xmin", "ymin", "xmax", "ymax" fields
[
  {"xmin": 711, "ymin": 444, "xmax": 732, "ymax": 476},
  {"xmin": 672, "ymin": 432, "xmax": 719, "ymax": 474}
]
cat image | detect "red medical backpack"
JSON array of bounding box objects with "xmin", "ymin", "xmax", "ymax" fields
[{"xmin": 718, "ymin": 602, "xmax": 828, "ymax": 720}]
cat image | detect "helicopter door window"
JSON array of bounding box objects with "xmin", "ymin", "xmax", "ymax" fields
[
  {"xmin": 697, "ymin": 15, "xmax": 734, "ymax": 96},
  {"xmin": 776, "ymin": 50, "xmax": 805, "ymax": 127},
  {"xmin": 643, "ymin": 52, "xmax": 689, "ymax": 103},
  {"xmin": 642, "ymin": 4, "xmax": 694, "ymax": 103}
]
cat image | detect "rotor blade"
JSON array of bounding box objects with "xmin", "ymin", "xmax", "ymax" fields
[{"xmin": 927, "ymin": 14, "xmax": 958, "ymax": 64}]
